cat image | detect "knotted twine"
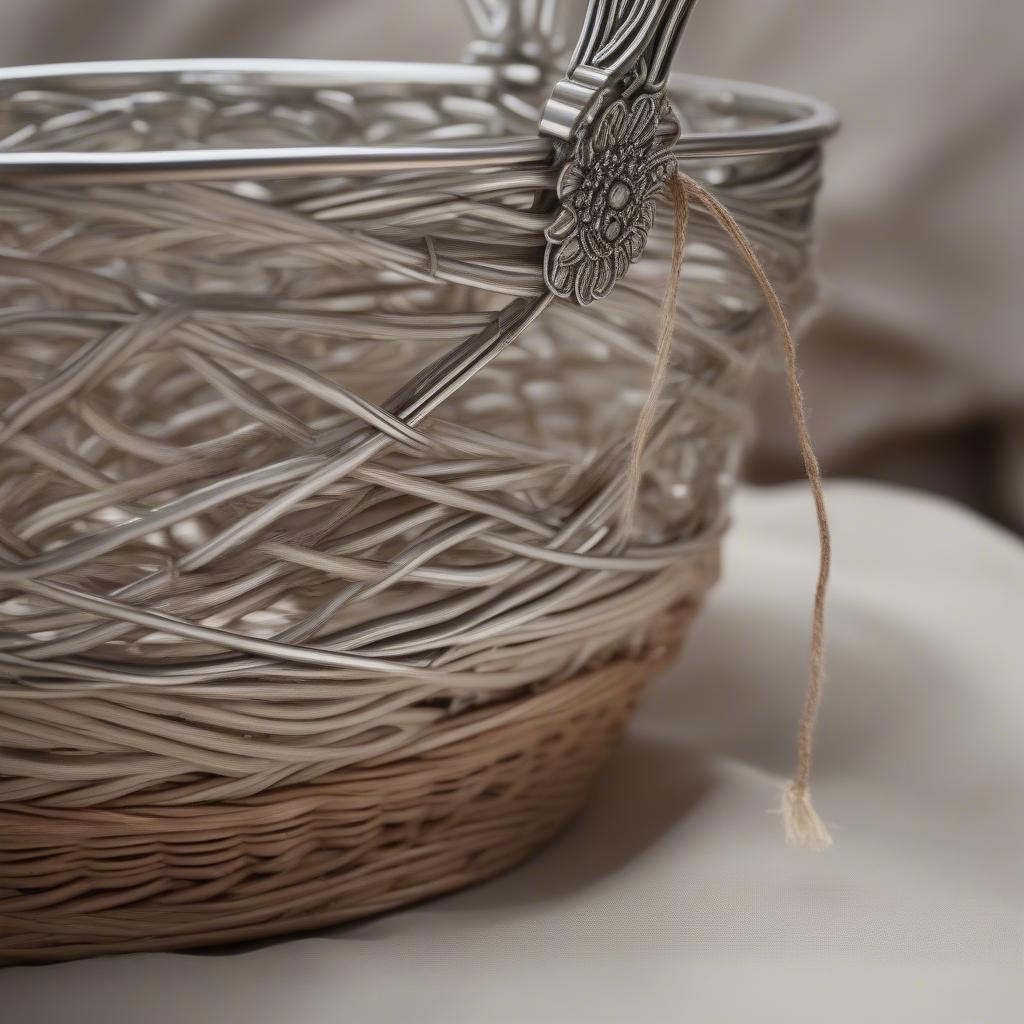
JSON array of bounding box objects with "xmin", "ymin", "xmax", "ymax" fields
[{"xmin": 625, "ymin": 170, "xmax": 833, "ymax": 849}]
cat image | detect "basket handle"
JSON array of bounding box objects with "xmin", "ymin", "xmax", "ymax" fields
[
  {"xmin": 540, "ymin": 0, "xmax": 700, "ymax": 142},
  {"xmin": 538, "ymin": 0, "xmax": 700, "ymax": 304},
  {"xmin": 461, "ymin": 1, "xmax": 699, "ymax": 138}
]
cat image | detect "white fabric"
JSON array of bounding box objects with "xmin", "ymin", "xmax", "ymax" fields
[{"xmin": 3, "ymin": 482, "xmax": 1022, "ymax": 1020}]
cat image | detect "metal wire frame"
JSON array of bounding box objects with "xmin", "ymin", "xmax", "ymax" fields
[
  {"xmin": 0, "ymin": 50, "xmax": 833, "ymax": 806},
  {"xmin": 0, "ymin": 59, "xmax": 836, "ymax": 179}
]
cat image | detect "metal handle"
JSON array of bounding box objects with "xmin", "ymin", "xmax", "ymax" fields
[
  {"xmin": 536, "ymin": 0, "xmax": 701, "ymax": 304},
  {"xmin": 463, "ymin": 1, "xmax": 702, "ymax": 304},
  {"xmin": 541, "ymin": 0, "xmax": 700, "ymax": 142}
]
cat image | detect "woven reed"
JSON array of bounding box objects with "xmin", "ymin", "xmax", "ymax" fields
[
  {"xmin": 0, "ymin": 48, "xmax": 828, "ymax": 959},
  {"xmin": 0, "ymin": 602, "xmax": 694, "ymax": 963}
]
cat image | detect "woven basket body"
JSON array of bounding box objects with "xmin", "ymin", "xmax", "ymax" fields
[{"xmin": 0, "ymin": 4, "xmax": 834, "ymax": 962}]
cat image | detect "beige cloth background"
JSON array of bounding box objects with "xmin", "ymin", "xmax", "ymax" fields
[{"xmin": 3, "ymin": 0, "xmax": 1023, "ymax": 529}]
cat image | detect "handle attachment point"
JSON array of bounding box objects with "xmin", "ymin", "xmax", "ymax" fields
[{"xmin": 541, "ymin": 0, "xmax": 699, "ymax": 303}]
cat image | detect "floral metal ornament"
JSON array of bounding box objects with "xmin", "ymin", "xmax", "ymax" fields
[{"xmin": 544, "ymin": 90, "xmax": 680, "ymax": 305}]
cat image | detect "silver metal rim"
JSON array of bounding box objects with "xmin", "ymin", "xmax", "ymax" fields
[{"xmin": 0, "ymin": 58, "xmax": 837, "ymax": 180}]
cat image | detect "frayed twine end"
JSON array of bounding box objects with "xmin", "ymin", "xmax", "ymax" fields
[
  {"xmin": 673, "ymin": 172, "xmax": 836, "ymax": 853},
  {"xmin": 782, "ymin": 782, "xmax": 833, "ymax": 850}
]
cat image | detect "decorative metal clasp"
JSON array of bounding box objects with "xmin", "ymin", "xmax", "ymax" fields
[
  {"xmin": 540, "ymin": 0, "xmax": 699, "ymax": 304},
  {"xmin": 544, "ymin": 87, "xmax": 679, "ymax": 304}
]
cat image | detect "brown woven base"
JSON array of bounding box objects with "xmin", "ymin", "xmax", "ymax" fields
[{"xmin": 0, "ymin": 606, "xmax": 695, "ymax": 964}]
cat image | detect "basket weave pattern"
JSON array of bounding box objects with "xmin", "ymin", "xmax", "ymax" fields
[
  {"xmin": 0, "ymin": 72, "xmax": 755, "ymax": 805},
  {"xmin": 1, "ymin": 605, "xmax": 692, "ymax": 961},
  {"xmin": 0, "ymin": 50, "xmax": 826, "ymax": 960}
]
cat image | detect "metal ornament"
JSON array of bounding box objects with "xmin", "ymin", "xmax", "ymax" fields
[
  {"xmin": 539, "ymin": 0, "xmax": 698, "ymax": 304},
  {"xmin": 543, "ymin": 87, "xmax": 679, "ymax": 304}
]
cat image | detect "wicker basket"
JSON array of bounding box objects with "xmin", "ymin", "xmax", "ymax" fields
[{"xmin": 0, "ymin": 0, "xmax": 835, "ymax": 962}]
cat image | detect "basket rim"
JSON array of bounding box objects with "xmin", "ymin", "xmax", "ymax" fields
[{"xmin": 0, "ymin": 58, "xmax": 838, "ymax": 182}]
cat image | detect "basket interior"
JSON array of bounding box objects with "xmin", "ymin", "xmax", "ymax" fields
[{"xmin": 0, "ymin": 61, "xmax": 530, "ymax": 154}]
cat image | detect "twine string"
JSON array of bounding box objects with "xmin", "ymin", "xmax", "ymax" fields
[
  {"xmin": 620, "ymin": 172, "xmax": 689, "ymax": 541},
  {"xmin": 627, "ymin": 170, "xmax": 833, "ymax": 849}
]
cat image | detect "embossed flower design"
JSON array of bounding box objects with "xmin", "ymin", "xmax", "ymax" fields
[{"xmin": 544, "ymin": 91, "xmax": 678, "ymax": 305}]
